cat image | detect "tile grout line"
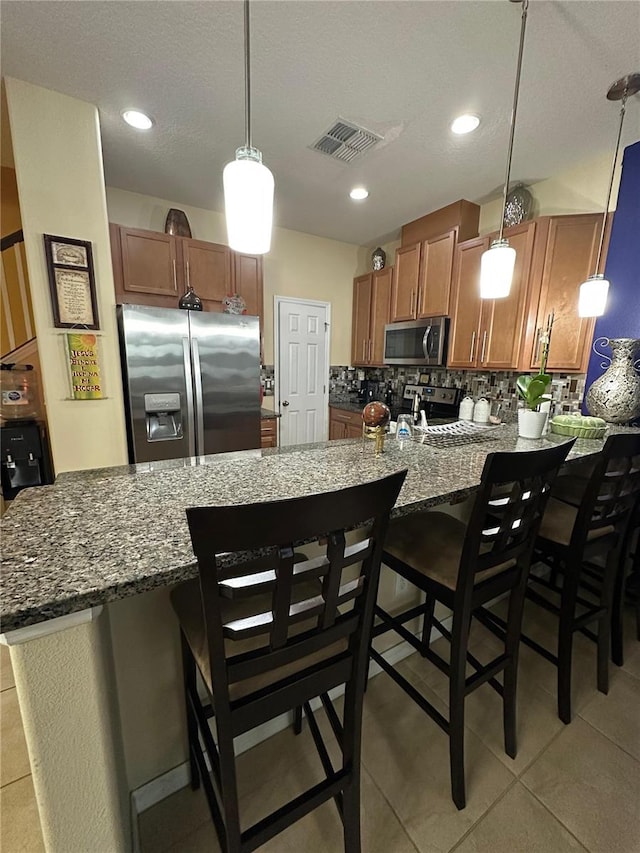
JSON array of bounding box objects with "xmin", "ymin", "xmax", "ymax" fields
[
  {"xmin": 447, "ymin": 776, "xmax": 520, "ymax": 853},
  {"xmin": 574, "ymin": 711, "xmax": 640, "ymax": 765},
  {"xmin": 360, "ymin": 766, "xmax": 422, "ymax": 853},
  {"xmin": 520, "ymin": 779, "xmax": 591, "ymax": 851},
  {"xmin": 0, "ymin": 771, "xmax": 35, "ymax": 791}
]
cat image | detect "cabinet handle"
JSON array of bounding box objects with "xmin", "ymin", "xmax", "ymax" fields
[
  {"xmin": 469, "ymin": 331, "xmax": 477, "ymax": 363},
  {"xmin": 186, "ymin": 260, "xmax": 191, "ymax": 289},
  {"xmin": 362, "ymin": 340, "xmax": 366, "ymax": 361},
  {"xmin": 410, "ymin": 289, "xmax": 416, "ymax": 316},
  {"xmin": 480, "ymin": 330, "xmax": 487, "ymax": 363},
  {"xmin": 368, "ymin": 340, "xmax": 372, "ymax": 361},
  {"xmin": 172, "ymin": 259, "xmax": 177, "ymax": 291}
]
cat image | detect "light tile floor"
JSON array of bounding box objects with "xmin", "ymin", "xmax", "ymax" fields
[
  {"xmin": 138, "ymin": 603, "xmax": 640, "ymax": 853},
  {"xmin": 1, "ymin": 606, "xmax": 638, "ymax": 853}
]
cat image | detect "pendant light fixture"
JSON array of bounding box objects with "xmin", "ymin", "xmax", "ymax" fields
[
  {"xmin": 577, "ymin": 73, "xmax": 640, "ymax": 318},
  {"xmin": 223, "ymin": 0, "xmax": 274, "ymax": 255},
  {"xmin": 480, "ymin": 0, "xmax": 529, "ymax": 299}
]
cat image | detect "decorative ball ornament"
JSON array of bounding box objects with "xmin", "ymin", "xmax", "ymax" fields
[
  {"xmin": 222, "ymin": 293, "xmax": 247, "ymax": 315},
  {"xmin": 503, "ymin": 184, "xmax": 533, "ymax": 228},
  {"xmin": 372, "ymin": 247, "xmax": 386, "ymax": 271},
  {"xmin": 362, "ymin": 401, "xmax": 390, "ymax": 428}
]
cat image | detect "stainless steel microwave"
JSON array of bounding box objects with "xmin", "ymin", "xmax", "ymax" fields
[{"xmin": 383, "ymin": 317, "xmax": 448, "ymax": 366}]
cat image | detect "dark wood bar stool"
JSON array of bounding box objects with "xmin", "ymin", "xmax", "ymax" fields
[
  {"xmin": 481, "ymin": 432, "xmax": 640, "ymax": 724},
  {"xmin": 372, "ymin": 442, "xmax": 572, "ymax": 810},
  {"xmin": 170, "ymin": 470, "xmax": 406, "ymax": 853}
]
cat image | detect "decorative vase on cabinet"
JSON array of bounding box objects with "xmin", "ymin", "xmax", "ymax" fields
[{"xmin": 586, "ymin": 338, "xmax": 640, "ymax": 423}]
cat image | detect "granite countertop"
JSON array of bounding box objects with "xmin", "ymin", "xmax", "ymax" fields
[
  {"xmin": 1, "ymin": 425, "xmax": 636, "ymax": 632},
  {"xmin": 329, "ymin": 397, "xmax": 369, "ymax": 414},
  {"xmin": 260, "ymin": 407, "xmax": 280, "ymax": 419}
]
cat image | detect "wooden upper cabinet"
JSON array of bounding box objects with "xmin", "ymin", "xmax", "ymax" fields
[
  {"xmin": 447, "ymin": 237, "xmax": 487, "ymax": 368},
  {"xmin": 351, "ymin": 274, "xmax": 372, "ymax": 366},
  {"xmin": 370, "ymin": 267, "xmax": 393, "ymax": 365},
  {"xmin": 110, "ymin": 225, "xmax": 265, "ymax": 338},
  {"xmin": 181, "ymin": 238, "xmax": 231, "ymax": 307},
  {"xmin": 528, "ymin": 214, "xmax": 601, "ymax": 372},
  {"xmin": 479, "ymin": 221, "xmax": 536, "ymax": 370},
  {"xmin": 118, "ymin": 227, "xmax": 180, "ymax": 300},
  {"xmin": 418, "ymin": 229, "xmax": 456, "ymax": 318},
  {"xmin": 232, "ymin": 252, "xmax": 263, "ymax": 317},
  {"xmin": 351, "ymin": 268, "xmax": 392, "ymax": 366},
  {"xmin": 391, "ymin": 243, "xmax": 420, "ymax": 321}
]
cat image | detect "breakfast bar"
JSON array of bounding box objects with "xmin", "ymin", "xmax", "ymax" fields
[{"xmin": 0, "ymin": 425, "xmax": 635, "ymax": 852}]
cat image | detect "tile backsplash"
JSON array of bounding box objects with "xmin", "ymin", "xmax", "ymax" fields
[
  {"xmin": 327, "ymin": 365, "xmax": 585, "ymax": 421},
  {"xmin": 261, "ymin": 364, "xmax": 585, "ymax": 420}
]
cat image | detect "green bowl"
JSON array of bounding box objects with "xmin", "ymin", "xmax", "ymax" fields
[{"xmin": 549, "ymin": 415, "xmax": 607, "ymax": 440}]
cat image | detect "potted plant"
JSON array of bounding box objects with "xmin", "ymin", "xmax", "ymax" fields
[{"xmin": 516, "ymin": 312, "xmax": 554, "ymax": 439}]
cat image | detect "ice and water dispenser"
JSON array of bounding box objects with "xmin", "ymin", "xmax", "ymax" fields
[
  {"xmin": 144, "ymin": 393, "xmax": 184, "ymax": 442},
  {"xmin": 0, "ymin": 363, "xmax": 53, "ymax": 500}
]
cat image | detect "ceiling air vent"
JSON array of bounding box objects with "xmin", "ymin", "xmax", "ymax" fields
[{"xmin": 311, "ymin": 119, "xmax": 383, "ymax": 163}]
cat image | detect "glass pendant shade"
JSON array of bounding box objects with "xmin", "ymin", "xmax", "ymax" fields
[
  {"xmin": 479, "ymin": 239, "xmax": 516, "ymax": 299},
  {"xmin": 223, "ymin": 147, "xmax": 274, "ymax": 255},
  {"xmin": 578, "ymin": 274, "xmax": 610, "ymax": 318}
]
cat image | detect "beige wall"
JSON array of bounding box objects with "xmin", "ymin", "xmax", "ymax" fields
[
  {"xmin": 479, "ymin": 151, "xmax": 622, "ymax": 235},
  {"xmin": 5, "ymin": 79, "xmax": 128, "ymax": 473},
  {"xmin": 106, "ymin": 187, "xmax": 361, "ymax": 365}
]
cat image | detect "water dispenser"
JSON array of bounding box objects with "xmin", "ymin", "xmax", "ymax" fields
[{"xmin": 144, "ymin": 393, "xmax": 183, "ymax": 442}]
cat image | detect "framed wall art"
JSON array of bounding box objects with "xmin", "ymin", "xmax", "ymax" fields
[{"xmin": 43, "ymin": 234, "xmax": 100, "ymax": 330}]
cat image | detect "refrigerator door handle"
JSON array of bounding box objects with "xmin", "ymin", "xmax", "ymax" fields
[
  {"xmin": 192, "ymin": 337, "xmax": 205, "ymax": 456},
  {"xmin": 182, "ymin": 337, "xmax": 196, "ymax": 458}
]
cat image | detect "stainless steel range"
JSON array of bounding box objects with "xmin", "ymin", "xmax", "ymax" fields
[{"xmin": 399, "ymin": 384, "xmax": 460, "ymax": 425}]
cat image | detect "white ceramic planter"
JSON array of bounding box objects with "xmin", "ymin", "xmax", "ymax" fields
[{"xmin": 518, "ymin": 409, "xmax": 548, "ymax": 439}]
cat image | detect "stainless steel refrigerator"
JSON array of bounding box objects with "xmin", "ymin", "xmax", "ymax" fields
[{"xmin": 117, "ymin": 305, "xmax": 261, "ymax": 463}]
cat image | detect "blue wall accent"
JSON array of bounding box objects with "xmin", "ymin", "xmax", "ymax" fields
[{"xmin": 584, "ymin": 140, "xmax": 640, "ymax": 418}]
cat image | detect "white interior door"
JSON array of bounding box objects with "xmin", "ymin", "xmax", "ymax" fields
[{"xmin": 276, "ymin": 297, "xmax": 329, "ymax": 446}]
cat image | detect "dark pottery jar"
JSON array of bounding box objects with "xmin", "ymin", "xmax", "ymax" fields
[{"xmin": 165, "ymin": 208, "xmax": 192, "ymax": 238}]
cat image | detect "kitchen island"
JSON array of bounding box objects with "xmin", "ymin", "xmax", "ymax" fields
[{"xmin": 0, "ymin": 425, "xmax": 636, "ymax": 852}]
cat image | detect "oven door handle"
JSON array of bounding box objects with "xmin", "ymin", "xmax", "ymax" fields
[{"xmin": 422, "ymin": 325, "xmax": 433, "ymax": 360}]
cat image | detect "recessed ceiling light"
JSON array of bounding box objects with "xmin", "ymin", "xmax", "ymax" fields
[
  {"xmin": 122, "ymin": 109, "xmax": 154, "ymax": 130},
  {"xmin": 350, "ymin": 187, "xmax": 369, "ymax": 200},
  {"xmin": 451, "ymin": 114, "xmax": 480, "ymax": 135}
]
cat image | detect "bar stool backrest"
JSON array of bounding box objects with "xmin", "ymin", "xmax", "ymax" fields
[
  {"xmin": 570, "ymin": 433, "xmax": 640, "ymax": 550},
  {"xmin": 185, "ymin": 470, "xmax": 406, "ymax": 715},
  {"xmin": 459, "ymin": 441, "xmax": 575, "ymax": 591}
]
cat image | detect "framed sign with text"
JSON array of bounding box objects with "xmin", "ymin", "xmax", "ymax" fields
[{"xmin": 43, "ymin": 234, "xmax": 100, "ymax": 330}]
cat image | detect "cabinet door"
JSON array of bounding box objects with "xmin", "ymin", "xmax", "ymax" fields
[
  {"xmin": 181, "ymin": 239, "xmax": 231, "ymax": 308},
  {"xmin": 369, "ymin": 267, "xmax": 393, "ymax": 365},
  {"xmin": 480, "ymin": 222, "xmax": 536, "ymax": 370},
  {"xmin": 447, "ymin": 237, "xmax": 487, "ymax": 368},
  {"xmin": 119, "ymin": 227, "xmax": 180, "ymax": 300},
  {"xmin": 391, "ymin": 243, "xmax": 420, "ymax": 322},
  {"xmin": 530, "ymin": 215, "xmax": 600, "ymax": 372},
  {"xmin": 233, "ymin": 252, "xmax": 263, "ymax": 319},
  {"xmin": 345, "ymin": 423, "xmax": 363, "ymax": 439},
  {"xmin": 329, "ymin": 413, "xmax": 345, "ymax": 440},
  {"xmin": 352, "ymin": 274, "xmax": 372, "ymax": 365},
  {"xmin": 418, "ymin": 229, "xmax": 456, "ymax": 317}
]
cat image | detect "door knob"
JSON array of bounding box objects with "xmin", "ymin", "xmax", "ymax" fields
[{"xmin": 282, "ymin": 400, "xmax": 289, "ymax": 407}]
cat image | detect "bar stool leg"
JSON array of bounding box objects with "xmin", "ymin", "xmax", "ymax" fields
[
  {"xmin": 597, "ymin": 547, "xmax": 619, "ymax": 694},
  {"xmin": 420, "ymin": 596, "xmax": 436, "ymax": 655},
  {"xmin": 503, "ymin": 576, "xmax": 527, "ymax": 759},
  {"xmin": 180, "ymin": 632, "xmax": 200, "ymax": 791},
  {"xmin": 449, "ymin": 606, "xmax": 472, "ymax": 811},
  {"xmin": 557, "ymin": 563, "xmax": 579, "ymax": 724},
  {"xmin": 342, "ymin": 679, "xmax": 362, "ymax": 853},
  {"xmin": 294, "ymin": 705, "xmax": 303, "ymax": 735}
]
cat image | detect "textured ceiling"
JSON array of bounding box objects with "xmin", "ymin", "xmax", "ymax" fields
[{"xmin": 1, "ymin": 1, "xmax": 639, "ymax": 245}]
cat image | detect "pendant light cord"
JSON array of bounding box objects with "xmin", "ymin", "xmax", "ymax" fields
[
  {"xmin": 593, "ymin": 91, "xmax": 627, "ymax": 275},
  {"xmin": 498, "ymin": 0, "xmax": 529, "ymax": 242},
  {"xmin": 244, "ymin": 0, "xmax": 252, "ymax": 149}
]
